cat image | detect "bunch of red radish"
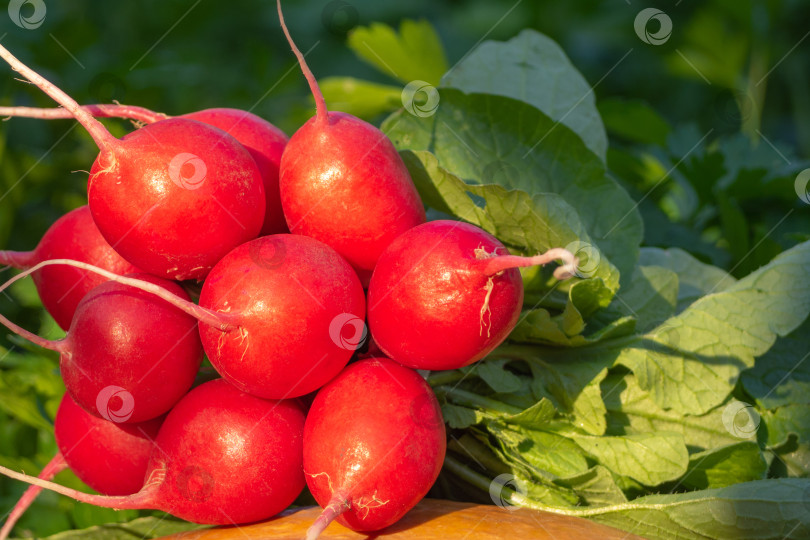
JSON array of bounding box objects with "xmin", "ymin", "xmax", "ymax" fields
[{"xmin": 0, "ymin": 3, "xmax": 577, "ymax": 538}]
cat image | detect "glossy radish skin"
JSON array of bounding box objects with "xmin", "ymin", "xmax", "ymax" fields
[
  {"xmin": 182, "ymin": 108, "xmax": 289, "ymax": 235},
  {"xmin": 62, "ymin": 275, "xmax": 202, "ymax": 422},
  {"xmin": 54, "ymin": 392, "xmax": 162, "ymax": 495},
  {"xmin": 0, "ymin": 46, "xmax": 266, "ymax": 281},
  {"xmin": 0, "ymin": 393, "xmax": 162, "ymax": 540},
  {"xmin": 0, "ymin": 206, "xmax": 139, "ymax": 330},
  {"xmin": 88, "ymin": 118, "xmax": 265, "ymax": 280},
  {"xmin": 280, "ymin": 112, "xmax": 425, "ymax": 279},
  {"xmin": 367, "ymin": 221, "xmax": 577, "ymax": 370},
  {"xmin": 276, "ymin": 2, "xmax": 425, "ymax": 282},
  {"xmin": 304, "ymin": 358, "xmax": 446, "ymax": 536},
  {"xmin": 0, "ymin": 379, "xmax": 306, "ymax": 525},
  {"xmin": 198, "ymin": 234, "xmax": 365, "ymax": 399},
  {"xmin": 145, "ymin": 379, "xmax": 305, "ymax": 523}
]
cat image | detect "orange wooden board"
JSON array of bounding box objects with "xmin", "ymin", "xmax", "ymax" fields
[{"xmin": 160, "ymin": 499, "xmax": 644, "ymax": 539}]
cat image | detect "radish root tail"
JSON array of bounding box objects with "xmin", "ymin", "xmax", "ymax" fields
[
  {"xmin": 479, "ymin": 247, "xmax": 579, "ymax": 280},
  {"xmin": 305, "ymin": 491, "xmax": 350, "ymax": 540},
  {"xmin": 0, "ymin": 259, "xmax": 240, "ymax": 332},
  {"xmin": 0, "ymin": 464, "xmax": 153, "ymax": 511}
]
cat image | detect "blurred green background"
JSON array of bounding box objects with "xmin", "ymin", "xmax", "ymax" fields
[{"xmin": 0, "ymin": 0, "xmax": 808, "ymax": 537}]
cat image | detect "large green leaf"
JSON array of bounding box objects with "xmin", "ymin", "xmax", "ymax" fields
[
  {"xmin": 440, "ymin": 29, "xmax": 607, "ymax": 161},
  {"xmin": 589, "ymin": 479, "xmax": 810, "ymax": 540},
  {"xmin": 601, "ymin": 374, "xmax": 744, "ymax": 451},
  {"xmin": 383, "ymin": 90, "xmax": 643, "ymax": 281},
  {"xmin": 617, "ymin": 240, "xmax": 810, "ymax": 414}
]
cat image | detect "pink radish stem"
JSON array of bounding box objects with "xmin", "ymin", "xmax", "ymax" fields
[
  {"xmin": 479, "ymin": 247, "xmax": 578, "ymax": 280},
  {"xmin": 0, "ymin": 453, "xmax": 67, "ymax": 540},
  {"xmin": 0, "ymin": 464, "xmax": 155, "ymax": 510},
  {"xmin": 276, "ymin": 0, "xmax": 328, "ymax": 125},
  {"xmin": 0, "ymin": 45, "xmax": 117, "ymax": 150},
  {"xmin": 305, "ymin": 491, "xmax": 350, "ymax": 540},
  {"xmin": 0, "ymin": 260, "xmax": 238, "ymax": 332},
  {"xmin": 0, "ymin": 250, "xmax": 37, "ymax": 269},
  {"xmin": 0, "ymin": 104, "xmax": 166, "ymax": 124}
]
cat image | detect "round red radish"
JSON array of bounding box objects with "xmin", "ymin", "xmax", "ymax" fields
[
  {"xmin": 0, "ymin": 379, "xmax": 306, "ymax": 525},
  {"xmin": 0, "ymin": 271, "xmax": 202, "ymax": 422},
  {"xmin": 0, "ymin": 46, "xmax": 266, "ymax": 281},
  {"xmin": 198, "ymin": 234, "xmax": 366, "ymax": 399},
  {"xmin": 181, "ymin": 108, "xmax": 289, "ymax": 235},
  {"xmin": 0, "ymin": 393, "xmax": 162, "ymax": 540},
  {"xmin": 0, "ymin": 206, "xmax": 139, "ymax": 330},
  {"xmin": 276, "ymin": 1, "xmax": 425, "ymax": 283},
  {"xmin": 367, "ymin": 220, "xmax": 577, "ymax": 370},
  {"xmin": 87, "ymin": 117, "xmax": 265, "ymax": 280},
  {"xmin": 304, "ymin": 358, "xmax": 446, "ymax": 537}
]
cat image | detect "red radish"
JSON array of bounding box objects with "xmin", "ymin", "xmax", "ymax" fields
[
  {"xmin": 0, "ymin": 105, "xmax": 290, "ymax": 236},
  {"xmin": 0, "ymin": 266, "xmax": 202, "ymax": 422},
  {"xmin": 304, "ymin": 358, "xmax": 446, "ymax": 538},
  {"xmin": 0, "ymin": 46, "xmax": 265, "ymax": 280},
  {"xmin": 0, "ymin": 379, "xmax": 306, "ymax": 525},
  {"xmin": 197, "ymin": 234, "xmax": 365, "ymax": 399},
  {"xmin": 5, "ymin": 234, "xmax": 365, "ymax": 401},
  {"xmin": 276, "ymin": 0, "xmax": 426, "ymax": 284},
  {"xmin": 367, "ymin": 220, "xmax": 577, "ymax": 370},
  {"xmin": 0, "ymin": 206, "xmax": 139, "ymax": 330},
  {"xmin": 0, "ymin": 393, "xmax": 162, "ymax": 540}
]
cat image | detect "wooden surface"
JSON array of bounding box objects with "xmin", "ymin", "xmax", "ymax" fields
[{"xmin": 160, "ymin": 499, "xmax": 644, "ymax": 539}]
